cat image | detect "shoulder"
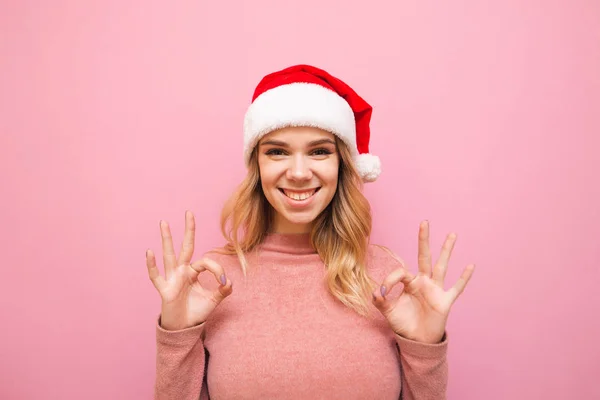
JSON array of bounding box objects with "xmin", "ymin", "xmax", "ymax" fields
[
  {"xmin": 201, "ymin": 247, "xmax": 240, "ymax": 265},
  {"xmin": 366, "ymin": 243, "xmax": 406, "ymax": 278},
  {"xmin": 366, "ymin": 243, "xmax": 405, "ymax": 267},
  {"xmin": 193, "ymin": 247, "xmax": 245, "ymax": 287}
]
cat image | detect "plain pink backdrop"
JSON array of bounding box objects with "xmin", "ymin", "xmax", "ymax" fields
[{"xmin": 1, "ymin": 1, "xmax": 599, "ymax": 399}]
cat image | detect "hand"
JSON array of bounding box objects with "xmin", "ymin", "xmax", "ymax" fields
[
  {"xmin": 146, "ymin": 210, "xmax": 233, "ymax": 331},
  {"xmin": 372, "ymin": 221, "xmax": 475, "ymax": 344}
]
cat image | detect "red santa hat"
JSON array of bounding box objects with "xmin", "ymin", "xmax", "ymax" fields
[{"xmin": 243, "ymin": 64, "xmax": 381, "ymax": 182}]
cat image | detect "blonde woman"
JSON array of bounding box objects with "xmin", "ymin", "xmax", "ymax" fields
[{"xmin": 146, "ymin": 65, "xmax": 475, "ymax": 400}]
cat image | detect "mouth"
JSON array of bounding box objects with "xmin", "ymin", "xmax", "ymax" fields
[{"xmin": 278, "ymin": 187, "xmax": 321, "ymax": 201}]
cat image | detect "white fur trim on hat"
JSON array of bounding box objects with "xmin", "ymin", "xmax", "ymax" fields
[
  {"xmin": 355, "ymin": 153, "xmax": 381, "ymax": 182},
  {"xmin": 243, "ymin": 82, "xmax": 358, "ymax": 163}
]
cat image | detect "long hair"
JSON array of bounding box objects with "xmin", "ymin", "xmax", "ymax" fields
[{"xmin": 216, "ymin": 136, "xmax": 377, "ymax": 316}]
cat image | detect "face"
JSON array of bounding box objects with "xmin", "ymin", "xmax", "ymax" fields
[{"xmin": 257, "ymin": 126, "xmax": 340, "ymax": 234}]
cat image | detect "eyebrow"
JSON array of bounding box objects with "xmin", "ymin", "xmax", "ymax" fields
[{"xmin": 260, "ymin": 138, "xmax": 337, "ymax": 147}]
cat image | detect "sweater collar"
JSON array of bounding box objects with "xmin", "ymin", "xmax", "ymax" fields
[{"xmin": 259, "ymin": 232, "xmax": 317, "ymax": 255}]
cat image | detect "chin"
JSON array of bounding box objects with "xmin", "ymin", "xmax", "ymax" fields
[
  {"xmin": 271, "ymin": 196, "xmax": 330, "ymax": 232},
  {"xmin": 280, "ymin": 211, "xmax": 320, "ymax": 226}
]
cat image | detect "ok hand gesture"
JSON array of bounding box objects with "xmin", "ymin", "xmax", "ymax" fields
[
  {"xmin": 373, "ymin": 221, "xmax": 475, "ymax": 344},
  {"xmin": 146, "ymin": 211, "xmax": 233, "ymax": 331}
]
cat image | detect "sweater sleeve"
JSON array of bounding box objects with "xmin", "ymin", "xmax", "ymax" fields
[
  {"xmin": 154, "ymin": 315, "xmax": 207, "ymax": 400},
  {"xmin": 396, "ymin": 332, "xmax": 449, "ymax": 400}
]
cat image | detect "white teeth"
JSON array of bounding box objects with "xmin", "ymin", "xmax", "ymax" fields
[{"xmin": 283, "ymin": 189, "xmax": 316, "ymax": 200}]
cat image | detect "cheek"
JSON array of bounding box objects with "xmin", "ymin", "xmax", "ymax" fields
[
  {"xmin": 258, "ymin": 159, "xmax": 279, "ymax": 190},
  {"xmin": 320, "ymin": 160, "xmax": 340, "ymax": 186}
]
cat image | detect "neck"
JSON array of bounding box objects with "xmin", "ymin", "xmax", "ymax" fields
[
  {"xmin": 272, "ymin": 214, "xmax": 312, "ymax": 234},
  {"xmin": 260, "ymin": 231, "xmax": 317, "ymax": 255}
]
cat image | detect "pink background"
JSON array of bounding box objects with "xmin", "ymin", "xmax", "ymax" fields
[{"xmin": 1, "ymin": 1, "xmax": 599, "ymax": 399}]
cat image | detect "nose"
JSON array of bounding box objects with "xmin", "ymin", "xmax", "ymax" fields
[{"xmin": 286, "ymin": 154, "xmax": 313, "ymax": 181}]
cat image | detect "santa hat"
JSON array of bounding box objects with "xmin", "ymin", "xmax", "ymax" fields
[{"xmin": 243, "ymin": 64, "xmax": 381, "ymax": 182}]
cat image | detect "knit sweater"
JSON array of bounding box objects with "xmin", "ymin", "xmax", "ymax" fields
[{"xmin": 154, "ymin": 233, "xmax": 448, "ymax": 400}]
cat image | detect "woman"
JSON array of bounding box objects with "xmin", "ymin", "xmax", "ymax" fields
[{"xmin": 146, "ymin": 64, "xmax": 475, "ymax": 400}]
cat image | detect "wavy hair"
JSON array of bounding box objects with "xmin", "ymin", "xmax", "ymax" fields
[{"xmin": 215, "ymin": 136, "xmax": 378, "ymax": 316}]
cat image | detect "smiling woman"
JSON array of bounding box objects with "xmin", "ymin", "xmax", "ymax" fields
[
  {"xmin": 258, "ymin": 127, "xmax": 340, "ymax": 233},
  {"xmin": 147, "ymin": 64, "xmax": 475, "ymax": 400}
]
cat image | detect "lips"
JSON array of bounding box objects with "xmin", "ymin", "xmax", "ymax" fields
[{"xmin": 279, "ymin": 187, "xmax": 320, "ymax": 201}]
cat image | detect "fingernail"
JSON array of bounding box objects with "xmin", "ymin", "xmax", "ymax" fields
[
  {"xmin": 380, "ymin": 285, "xmax": 387, "ymax": 297},
  {"xmin": 220, "ymin": 274, "xmax": 227, "ymax": 285}
]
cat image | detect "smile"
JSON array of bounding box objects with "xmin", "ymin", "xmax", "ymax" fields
[
  {"xmin": 279, "ymin": 187, "xmax": 321, "ymax": 199},
  {"xmin": 278, "ymin": 188, "xmax": 321, "ymax": 207}
]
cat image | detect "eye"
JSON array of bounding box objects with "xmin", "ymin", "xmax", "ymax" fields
[
  {"xmin": 265, "ymin": 148, "xmax": 287, "ymax": 156},
  {"xmin": 311, "ymin": 148, "xmax": 333, "ymax": 156}
]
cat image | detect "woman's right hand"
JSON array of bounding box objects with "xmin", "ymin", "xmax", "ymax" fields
[{"xmin": 146, "ymin": 210, "xmax": 233, "ymax": 331}]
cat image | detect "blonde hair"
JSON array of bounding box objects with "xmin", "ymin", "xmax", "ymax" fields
[{"xmin": 216, "ymin": 136, "xmax": 378, "ymax": 316}]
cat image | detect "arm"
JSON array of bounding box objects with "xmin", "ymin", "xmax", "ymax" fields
[
  {"xmin": 370, "ymin": 221, "xmax": 474, "ymax": 399},
  {"xmin": 147, "ymin": 214, "xmax": 233, "ymax": 400},
  {"xmin": 396, "ymin": 332, "xmax": 448, "ymax": 400},
  {"xmin": 155, "ymin": 316, "xmax": 207, "ymax": 400}
]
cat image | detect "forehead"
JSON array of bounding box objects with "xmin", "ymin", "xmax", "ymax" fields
[{"xmin": 259, "ymin": 126, "xmax": 336, "ymax": 145}]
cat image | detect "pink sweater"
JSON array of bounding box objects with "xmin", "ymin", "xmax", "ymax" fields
[{"xmin": 154, "ymin": 233, "xmax": 448, "ymax": 400}]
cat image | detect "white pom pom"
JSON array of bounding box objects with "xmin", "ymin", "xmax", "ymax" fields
[{"xmin": 355, "ymin": 153, "xmax": 381, "ymax": 182}]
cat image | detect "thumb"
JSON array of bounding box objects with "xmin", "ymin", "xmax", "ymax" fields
[
  {"xmin": 372, "ymin": 266, "xmax": 415, "ymax": 312},
  {"xmin": 213, "ymin": 276, "xmax": 233, "ymax": 304},
  {"xmin": 191, "ymin": 257, "xmax": 234, "ymax": 304},
  {"xmin": 372, "ymin": 288, "xmax": 394, "ymax": 314}
]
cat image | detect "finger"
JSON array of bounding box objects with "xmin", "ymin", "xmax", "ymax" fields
[
  {"xmin": 372, "ymin": 267, "xmax": 416, "ymax": 314},
  {"xmin": 160, "ymin": 220, "xmax": 177, "ymax": 277},
  {"xmin": 377, "ymin": 266, "xmax": 417, "ymax": 300},
  {"xmin": 146, "ymin": 249, "xmax": 166, "ymax": 292},
  {"xmin": 433, "ymin": 233, "xmax": 457, "ymax": 285},
  {"xmin": 418, "ymin": 220, "xmax": 433, "ymax": 276},
  {"xmin": 190, "ymin": 257, "xmax": 233, "ymax": 304},
  {"xmin": 448, "ymin": 264, "xmax": 475, "ymax": 303},
  {"xmin": 190, "ymin": 257, "xmax": 229, "ymax": 287},
  {"xmin": 212, "ymin": 277, "xmax": 233, "ymax": 303},
  {"xmin": 372, "ymin": 290, "xmax": 392, "ymax": 312},
  {"xmin": 178, "ymin": 211, "xmax": 195, "ymax": 265}
]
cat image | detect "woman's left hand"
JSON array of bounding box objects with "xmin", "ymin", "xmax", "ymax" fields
[{"xmin": 372, "ymin": 221, "xmax": 475, "ymax": 344}]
